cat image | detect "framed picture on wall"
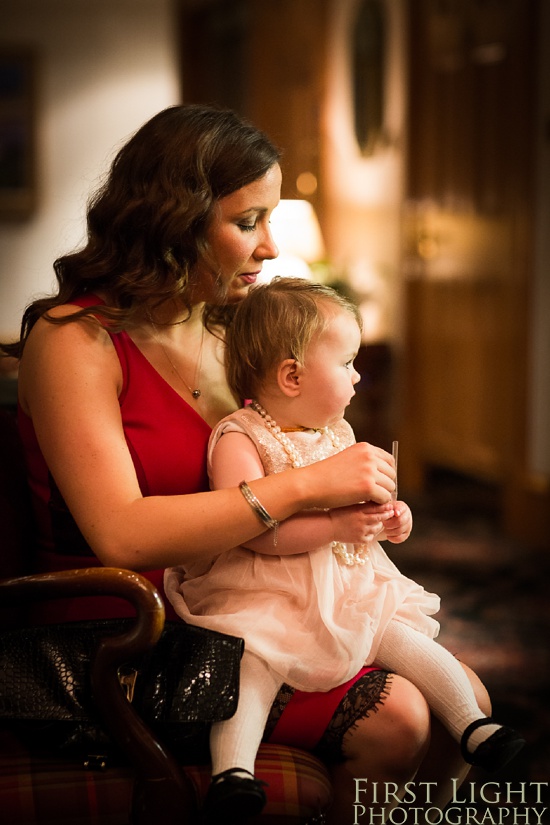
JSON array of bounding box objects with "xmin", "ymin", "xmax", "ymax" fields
[{"xmin": 0, "ymin": 48, "xmax": 37, "ymax": 220}]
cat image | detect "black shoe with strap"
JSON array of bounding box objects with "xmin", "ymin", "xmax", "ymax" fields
[
  {"xmin": 202, "ymin": 767, "xmax": 268, "ymax": 824},
  {"xmin": 461, "ymin": 718, "xmax": 526, "ymax": 772}
]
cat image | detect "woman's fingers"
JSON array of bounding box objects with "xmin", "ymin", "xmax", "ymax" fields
[
  {"xmin": 347, "ymin": 441, "xmax": 397, "ymax": 501},
  {"xmin": 302, "ymin": 441, "xmax": 396, "ymax": 509}
]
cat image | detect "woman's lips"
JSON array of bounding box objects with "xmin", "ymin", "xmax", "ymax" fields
[{"xmin": 240, "ymin": 272, "xmax": 258, "ymax": 285}]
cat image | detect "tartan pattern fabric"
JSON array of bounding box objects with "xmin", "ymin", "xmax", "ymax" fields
[
  {"xmin": 186, "ymin": 743, "xmax": 332, "ymax": 824},
  {"xmin": 0, "ymin": 730, "xmax": 133, "ymax": 825},
  {"xmin": 0, "ymin": 730, "xmax": 332, "ymax": 824}
]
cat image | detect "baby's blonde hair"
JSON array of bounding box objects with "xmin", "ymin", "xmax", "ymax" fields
[{"xmin": 226, "ymin": 277, "xmax": 362, "ymax": 401}]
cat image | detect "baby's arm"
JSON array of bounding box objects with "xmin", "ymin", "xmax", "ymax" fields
[{"xmin": 211, "ymin": 432, "xmax": 392, "ymax": 556}]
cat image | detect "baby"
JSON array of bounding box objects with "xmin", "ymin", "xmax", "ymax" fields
[{"xmin": 165, "ymin": 277, "xmax": 524, "ymax": 823}]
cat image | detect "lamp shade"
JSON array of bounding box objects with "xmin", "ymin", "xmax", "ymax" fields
[
  {"xmin": 259, "ymin": 200, "xmax": 325, "ymax": 283},
  {"xmin": 269, "ymin": 199, "xmax": 325, "ymax": 263}
]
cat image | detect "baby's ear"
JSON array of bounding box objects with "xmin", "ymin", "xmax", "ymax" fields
[{"xmin": 277, "ymin": 358, "xmax": 302, "ymax": 397}]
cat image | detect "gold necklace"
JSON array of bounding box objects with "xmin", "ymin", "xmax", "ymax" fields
[
  {"xmin": 149, "ymin": 319, "xmax": 205, "ymax": 400},
  {"xmin": 280, "ymin": 426, "xmax": 313, "ymax": 433}
]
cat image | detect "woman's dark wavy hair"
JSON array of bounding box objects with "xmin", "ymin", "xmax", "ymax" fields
[{"xmin": 1, "ymin": 104, "xmax": 281, "ymax": 358}]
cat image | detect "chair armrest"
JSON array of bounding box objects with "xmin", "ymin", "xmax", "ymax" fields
[{"xmin": 0, "ymin": 567, "xmax": 198, "ymax": 823}]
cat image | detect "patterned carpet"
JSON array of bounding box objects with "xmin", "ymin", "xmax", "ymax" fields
[{"xmin": 395, "ymin": 470, "xmax": 550, "ymax": 817}]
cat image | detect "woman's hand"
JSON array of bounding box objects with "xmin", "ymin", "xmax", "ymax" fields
[
  {"xmin": 298, "ymin": 442, "xmax": 396, "ymax": 510},
  {"xmin": 329, "ymin": 501, "xmax": 394, "ymax": 544}
]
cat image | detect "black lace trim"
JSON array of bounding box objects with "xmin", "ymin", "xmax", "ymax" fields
[
  {"xmin": 314, "ymin": 670, "xmax": 392, "ymax": 764},
  {"xmin": 262, "ymin": 683, "xmax": 295, "ymax": 741},
  {"xmin": 262, "ymin": 670, "xmax": 392, "ymax": 764}
]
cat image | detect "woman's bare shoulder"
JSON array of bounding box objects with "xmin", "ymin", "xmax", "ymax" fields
[
  {"xmin": 23, "ymin": 305, "xmax": 114, "ymax": 365},
  {"xmin": 19, "ymin": 304, "xmax": 121, "ymax": 414}
]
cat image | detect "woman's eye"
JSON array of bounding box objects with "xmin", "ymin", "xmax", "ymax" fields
[{"xmin": 238, "ymin": 222, "xmax": 256, "ymax": 232}]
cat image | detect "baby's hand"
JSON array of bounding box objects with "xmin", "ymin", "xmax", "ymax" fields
[
  {"xmin": 329, "ymin": 501, "xmax": 394, "ymax": 545},
  {"xmin": 382, "ymin": 501, "xmax": 413, "ymax": 544}
]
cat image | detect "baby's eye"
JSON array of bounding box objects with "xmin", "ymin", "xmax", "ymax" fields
[{"xmin": 344, "ymin": 359, "xmax": 354, "ymax": 369}]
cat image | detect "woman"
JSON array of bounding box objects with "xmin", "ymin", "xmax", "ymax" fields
[{"xmin": 1, "ymin": 105, "xmax": 489, "ymax": 823}]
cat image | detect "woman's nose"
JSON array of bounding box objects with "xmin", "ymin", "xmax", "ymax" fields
[{"xmin": 255, "ymin": 227, "xmax": 279, "ymax": 261}]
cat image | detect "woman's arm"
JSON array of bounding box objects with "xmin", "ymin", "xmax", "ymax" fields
[
  {"xmin": 210, "ymin": 431, "xmax": 395, "ymax": 556},
  {"xmin": 18, "ymin": 315, "xmax": 396, "ymax": 570},
  {"xmin": 210, "ymin": 430, "xmax": 331, "ymax": 555}
]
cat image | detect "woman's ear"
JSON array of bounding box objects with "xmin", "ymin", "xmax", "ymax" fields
[{"xmin": 277, "ymin": 358, "xmax": 302, "ymax": 397}]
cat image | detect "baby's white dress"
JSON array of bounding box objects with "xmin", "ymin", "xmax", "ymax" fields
[{"xmin": 164, "ymin": 407, "xmax": 440, "ymax": 692}]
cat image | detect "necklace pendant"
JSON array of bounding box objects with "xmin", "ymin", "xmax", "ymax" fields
[{"xmin": 191, "ymin": 389, "xmax": 201, "ymax": 399}]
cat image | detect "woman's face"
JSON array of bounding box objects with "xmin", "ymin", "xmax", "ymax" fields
[{"xmin": 194, "ymin": 163, "xmax": 282, "ymax": 304}]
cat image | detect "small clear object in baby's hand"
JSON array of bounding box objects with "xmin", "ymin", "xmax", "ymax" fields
[{"xmin": 391, "ymin": 440, "xmax": 398, "ymax": 501}]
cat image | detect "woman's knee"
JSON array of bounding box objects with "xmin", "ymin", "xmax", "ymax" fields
[
  {"xmin": 344, "ymin": 675, "xmax": 431, "ymax": 778},
  {"xmin": 382, "ymin": 675, "xmax": 432, "ymax": 759}
]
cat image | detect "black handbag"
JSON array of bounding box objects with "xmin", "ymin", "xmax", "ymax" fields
[{"xmin": 0, "ymin": 618, "xmax": 243, "ymax": 765}]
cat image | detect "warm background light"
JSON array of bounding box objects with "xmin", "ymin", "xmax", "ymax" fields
[
  {"xmin": 260, "ymin": 199, "xmax": 325, "ymax": 282},
  {"xmin": 296, "ymin": 171, "xmax": 318, "ymax": 195}
]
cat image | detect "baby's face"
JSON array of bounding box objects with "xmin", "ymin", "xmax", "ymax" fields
[{"xmin": 297, "ymin": 310, "xmax": 361, "ymax": 429}]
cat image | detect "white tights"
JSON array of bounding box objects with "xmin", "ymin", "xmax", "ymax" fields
[
  {"xmin": 375, "ymin": 619, "xmax": 498, "ymax": 750},
  {"xmin": 210, "ymin": 620, "xmax": 497, "ymax": 776},
  {"xmin": 209, "ymin": 650, "xmax": 282, "ymax": 776}
]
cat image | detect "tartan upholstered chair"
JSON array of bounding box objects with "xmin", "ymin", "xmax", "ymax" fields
[{"xmin": 0, "ymin": 406, "xmax": 332, "ymax": 824}]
